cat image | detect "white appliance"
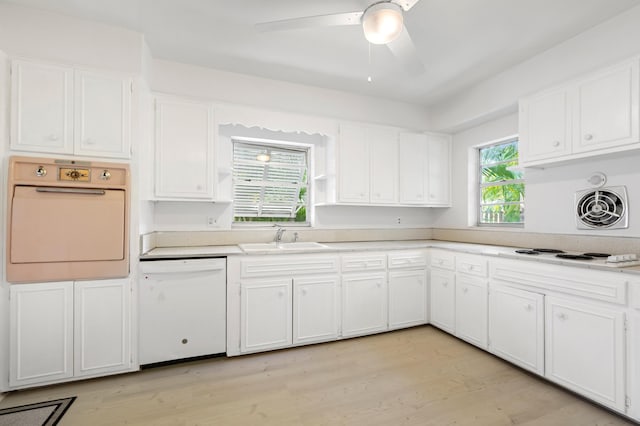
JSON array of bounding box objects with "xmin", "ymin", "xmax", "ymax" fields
[
  {"xmin": 575, "ymin": 186, "xmax": 628, "ymax": 230},
  {"xmin": 139, "ymin": 258, "xmax": 226, "ymax": 365}
]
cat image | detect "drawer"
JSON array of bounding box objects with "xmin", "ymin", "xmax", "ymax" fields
[
  {"xmin": 456, "ymin": 254, "xmax": 488, "ymax": 277},
  {"xmin": 241, "ymin": 254, "xmax": 339, "ymax": 278},
  {"xmin": 388, "ymin": 250, "xmax": 427, "ymax": 269},
  {"xmin": 341, "ymin": 253, "xmax": 387, "ymax": 273},
  {"xmin": 430, "ymin": 249, "xmax": 455, "ymax": 270},
  {"xmin": 491, "ymin": 258, "xmax": 627, "ymax": 305}
]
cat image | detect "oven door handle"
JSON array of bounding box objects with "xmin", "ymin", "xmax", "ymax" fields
[{"xmin": 35, "ymin": 187, "xmax": 106, "ymax": 195}]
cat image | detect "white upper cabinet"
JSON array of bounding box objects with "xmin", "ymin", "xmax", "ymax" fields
[
  {"xmin": 573, "ymin": 60, "xmax": 639, "ymax": 153},
  {"xmin": 74, "ymin": 70, "xmax": 131, "ymax": 158},
  {"xmin": 519, "ymin": 86, "xmax": 572, "ymax": 162},
  {"xmin": 426, "ymin": 133, "xmax": 451, "ymax": 206},
  {"xmin": 519, "ymin": 56, "xmax": 639, "ymax": 166},
  {"xmin": 399, "ymin": 132, "xmax": 427, "ymax": 204},
  {"xmin": 10, "ymin": 59, "xmax": 132, "ymax": 158},
  {"xmin": 154, "ymin": 96, "xmax": 215, "ymax": 199},
  {"xmin": 337, "ymin": 123, "xmax": 398, "ymax": 204},
  {"xmin": 11, "ymin": 60, "xmax": 73, "ymax": 154},
  {"xmin": 337, "ymin": 124, "xmax": 369, "ymax": 203},
  {"xmin": 399, "ymin": 132, "xmax": 451, "ymax": 206}
]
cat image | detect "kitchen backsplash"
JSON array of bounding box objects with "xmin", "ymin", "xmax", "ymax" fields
[{"xmin": 141, "ymin": 227, "xmax": 640, "ymax": 254}]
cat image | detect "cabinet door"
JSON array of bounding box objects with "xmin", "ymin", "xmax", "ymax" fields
[
  {"xmin": 342, "ymin": 272, "xmax": 388, "ymax": 337},
  {"xmin": 74, "ymin": 70, "xmax": 131, "ymax": 158},
  {"xmin": 426, "ymin": 134, "xmax": 451, "ymax": 206},
  {"xmin": 398, "ymin": 133, "xmax": 427, "ymax": 204},
  {"xmin": 9, "ymin": 282, "xmax": 74, "ymax": 387},
  {"xmin": 241, "ymin": 279, "xmax": 292, "ymax": 352},
  {"xmin": 10, "ymin": 60, "xmax": 73, "ymax": 154},
  {"xmin": 337, "ymin": 124, "xmax": 369, "ymax": 203},
  {"xmin": 573, "ymin": 59, "xmax": 639, "ymax": 153},
  {"xmin": 74, "ymin": 279, "xmax": 131, "ymax": 377},
  {"xmin": 369, "ymin": 127, "xmax": 398, "ymax": 204},
  {"xmin": 155, "ymin": 97, "xmax": 214, "ymax": 199},
  {"xmin": 429, "ymin": 269, "xmax": 455, "ymax": 333},
  {"xmin": 455, "ymin": 275, "xmax": 487, "ymax": 349},
  {"xmin": 293, "ymin": 276, "xmax": 339, "ymax": 345},
  {"xmin": 388, "ymin": 269, "xmax": 427, "ymax": 329},
  {"xmin": 545, "ymin": 296, "xmax": 625, "ymax": 411},
  {"xmin": 519, "ymin": 87, "xmax": 572, "ymax": 163},
  {"xmin": 488, "ymin": 285, "xmax": 544, "ymax": 375}
]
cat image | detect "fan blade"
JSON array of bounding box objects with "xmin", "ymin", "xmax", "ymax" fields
[
  {"xmin": 386, "ymin": 25, "xmax": 425, "ymax": 75},
  {"xmin": 392, "ymin": 0, "xmax": 421, "ymax": 12},
  {"xmin": 256, "ymin": 12, "xmax": 363, "ymax": 33}
]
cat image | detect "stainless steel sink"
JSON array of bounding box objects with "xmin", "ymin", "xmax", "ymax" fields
[{"xmin": 239, "ymin": 241, "xmax": 329, "ymax": 253}]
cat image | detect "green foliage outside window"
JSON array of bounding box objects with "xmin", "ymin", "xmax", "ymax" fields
[{"xmin": 479, "ymin": 139, "xmax": 524, "ymax": 225}]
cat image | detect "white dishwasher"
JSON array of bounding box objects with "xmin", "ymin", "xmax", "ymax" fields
[{"xmin": 139, "ymin": 258, "xmax": 226, "ymax": 365}]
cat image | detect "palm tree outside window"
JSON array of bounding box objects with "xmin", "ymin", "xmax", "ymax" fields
[{"xmin": 478, "ymin": 138, "xmax": 524, "ymax": 226}]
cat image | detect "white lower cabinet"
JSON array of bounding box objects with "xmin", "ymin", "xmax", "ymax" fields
[
  {"xmin": 388, "ymin": 269, "xmax": 427, "ymax": 329},
  {"xmin": 240, "ymin": 278, "xmax": 292, "ymax": 353},
  {"xmin": 429, "ymin": 268, "xmax": 455, "ymax": 333},
  {"xmin": 74, "ymin": 279, "xmax": 131, "ymax": 377},
  {"xmin": 293, "ymin": 276, "xmax": 340, "ymax": 345},
  {"xmin": 545, "ymin": 296, "xmax": 626, "ymax": 411},
  {"xmin": 488, "ymin": 285, "xmax": 544, "ymax": 375},
  {"xmin": 455, "ymin": 275, "xmax": 487, "ymax": 349},
  {"xmin": 9, "ymin": 279, "xmax": 131, "ymax": 388},
  {"xmin": 10, "ymin": 282, "xmax": 74, "ymax": 387},
  {"xmin": 342, "ymin": 272, "xmax": 388, "ymax": 337}
]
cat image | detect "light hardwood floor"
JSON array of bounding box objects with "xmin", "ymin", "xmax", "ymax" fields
[{"xmin": 0, "ymin": 326, "xmax": 635, "ymax": 425}]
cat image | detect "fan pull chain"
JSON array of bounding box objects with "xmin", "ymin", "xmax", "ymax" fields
[{"xmin": 367, "ymin": 42, "xmax": 372, "ymax": 83}]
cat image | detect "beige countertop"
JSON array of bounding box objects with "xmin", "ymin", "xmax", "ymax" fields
[{"xmin": 140, "ymin": 240, "xmax": 640, "ymax": 275}]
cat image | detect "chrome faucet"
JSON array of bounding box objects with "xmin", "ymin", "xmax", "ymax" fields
[{"xmin": 274, "ymin": 227, "xmax": 286, "ymax": 244}]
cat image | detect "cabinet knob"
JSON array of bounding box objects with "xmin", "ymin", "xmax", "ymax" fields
[
  {"xmin": 181, "ymin": 338, "xmax": 188, "ymax": 344},
  {"xmin": 278, "ymin": 290, "xmax": 285, "ymax": 297},
  {"xmin": 442, "ymin": 281, "xmax": 448, "ymax": 287},
  {"xmin": 301, "ymin": 289, "xmax": 307, "ymax": 296},
  {"xmin": 417, "ymin": 194, "xmax": 423, "ymax": 199},
  {"xmin": 84, "ymin": 138, "xmax": 95, "ymax": 145},
  {"xmin": 360, "ymin": 192, "xmax": 365, "ymax": 197},
  {"xmin": 525, "ymin": 304, "xmax": 533, "ymax": 312},
  {"xmin": 584, "ymin": 134, "xmax": 593, "ymax": 141},
  {"xmin": 462, "ymin": 287, "xmax": 468, "ymax": 293},
  {"xmin": 557, "ymin": 313, "xmax": 568, "ymax": 321},
  {"xmin": 48, "ymin": 134, "xmax": 59, "ymax": 141},
  {"xmin": 552, "ymin": 140, "xmax": 560, "ymax": 147},
  {"xmin": 196, "ymin": 184, "xmax": 203, "ymax": 190}
]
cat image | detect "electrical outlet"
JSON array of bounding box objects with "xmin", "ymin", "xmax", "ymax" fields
[{"xmin": 207, "ymin": 216, "xmax": 216, "ymax": 227}]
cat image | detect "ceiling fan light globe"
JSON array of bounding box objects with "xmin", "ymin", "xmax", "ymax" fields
[{"xmin": 362, "ymin": 3, "xmax": 404, "ymax": 44}]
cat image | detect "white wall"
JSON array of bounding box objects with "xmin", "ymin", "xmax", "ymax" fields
[
  {"xmin": 150, "ymin": 59, "xmax": 431, "ymax": 131},
  {"xmin": 432, "ymin": 112, "xmax": 640, "ymax": 237},
  {"xmin": 429, "ymin": 4, "xmax": 640, "ymax": 132},
  {"xmin": 0, "ymin": 3, "xmax": 144, "ymax": 74}
]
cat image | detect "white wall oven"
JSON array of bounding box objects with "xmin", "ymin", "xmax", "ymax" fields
[{"xmin": 6, "ymin": 156, "xmax": 130, "ymax": 283}]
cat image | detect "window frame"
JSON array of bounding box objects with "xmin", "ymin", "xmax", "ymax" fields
[
  {"xmin": 476, "ymin": 136, "xmax": 524, "ymax": 228},
  {"xmin": 231, "ymin": 136, "xmax": 312, "ymax": 228}
]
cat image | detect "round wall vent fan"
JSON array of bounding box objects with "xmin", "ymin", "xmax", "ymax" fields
[{"xmin": 575, "ymin": 186, "xmax": 628, "ymax": 230}]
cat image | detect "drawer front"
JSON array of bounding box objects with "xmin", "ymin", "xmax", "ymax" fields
[
  {"xmin": 341, "ymin": 253, "xmax": 387, "ymax": 273},
  {"xmin": 241, "ymin": 255, "xmax": 339, "ymax": 278},
  {"xmin": 430, "ymin": 249, "xmax": 455, "ymax": 270},
  {"xmin": 456, "ymin": 254, "xmax": 488, "ymax": 277},
  {"xmin": 491, "ymin": 259, "xmax": 627, "ymax": 305},
  {"xmin": 388, "ymin": 250, "xmax": 427, "ymax": 269}
]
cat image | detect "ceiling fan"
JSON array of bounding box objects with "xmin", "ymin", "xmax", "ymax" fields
[{"xmin": 255, "ymin": 0, "xmax": 425, "ymax": 75}]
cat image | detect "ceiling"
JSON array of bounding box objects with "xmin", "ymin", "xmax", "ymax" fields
[{"xmin": 3, "ymin": 0, "xmax": 640, "ymax": 106}]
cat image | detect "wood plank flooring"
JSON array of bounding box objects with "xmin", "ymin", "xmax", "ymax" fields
[{"xmin": 0, "ymin": 326, "xmax": 635, "ymax": 425}]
